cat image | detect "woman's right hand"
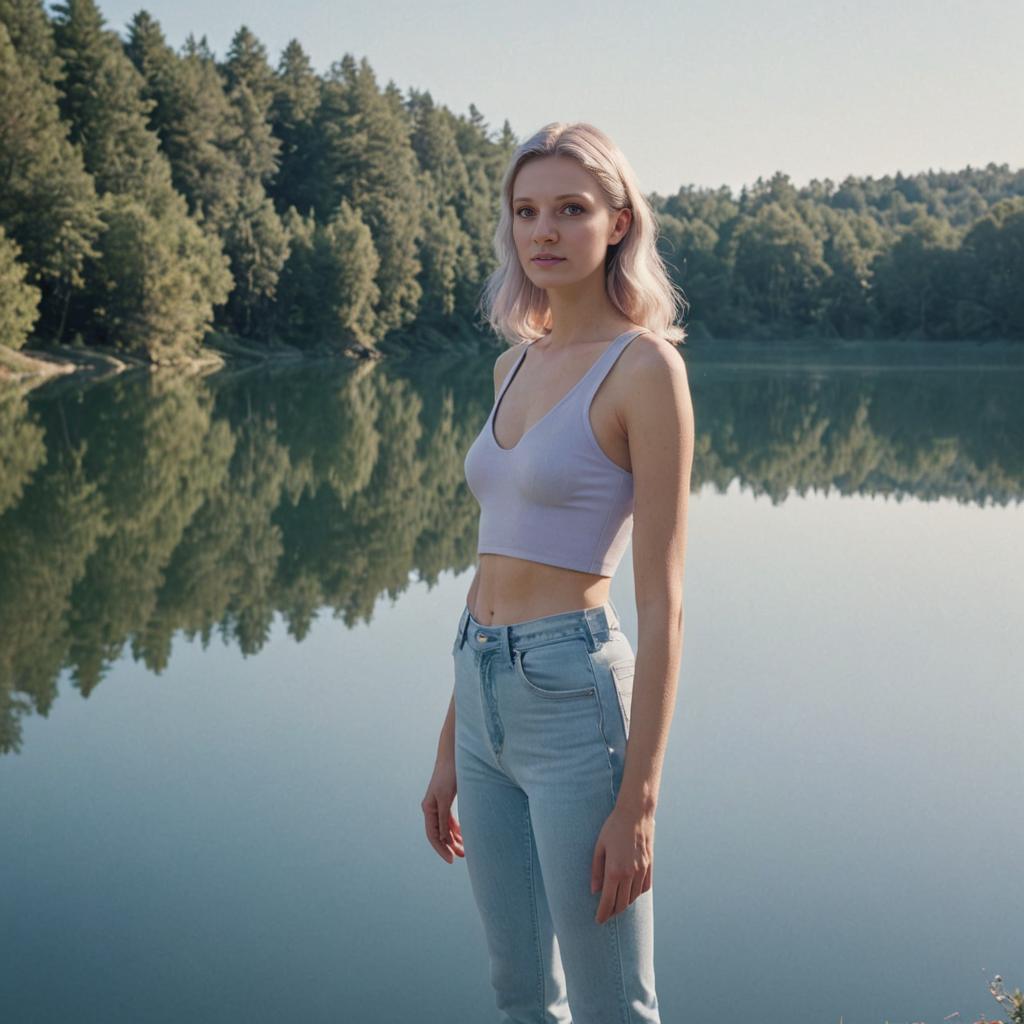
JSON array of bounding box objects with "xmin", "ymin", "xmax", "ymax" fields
[{"xmin": 422, "ymin": 757, "xmax": 464, "ymax": 864}]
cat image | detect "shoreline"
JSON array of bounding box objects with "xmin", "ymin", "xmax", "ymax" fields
[
  {"xmin": 0, "ymin": 334, "xmax": 382, "ymax": 393},
  {"xmin": 4, "ymin": 333, "xmax": 1020, "ymax": 394}
]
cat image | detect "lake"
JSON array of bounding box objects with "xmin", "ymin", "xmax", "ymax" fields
[{"xmin": 1, "ymin": 338, "xmax": 1022, "ymax": 1024}]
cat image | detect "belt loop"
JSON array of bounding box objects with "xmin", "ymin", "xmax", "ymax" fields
[
  {"xmin": 583, "ymin": 605, "xmax": 610, "ymax": 652},
  {"xmin": 457, "ymin": 606, "xmax": 470, "ymax": 649},
  {"xmin": 506, "ymin": 625, "xmax": 515, "ymax": 666},
  {"xmin": 582, "ymin": 607, "xmax": 597, "ymax": 652}
]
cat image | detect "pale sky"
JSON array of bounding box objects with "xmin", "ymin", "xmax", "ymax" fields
[{"xmin": 88, "ymin": 0, "xmax": 1024, "ymax": 198}]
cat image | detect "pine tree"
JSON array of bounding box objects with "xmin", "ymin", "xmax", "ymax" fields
[
  {"xmin": 0, "ymin": 224, "xmax": 41, "ymax": 348},
  {"xmin": 215, "ymin": 25, "xmax": 287, "ymax": 334},
  {"xmin": 222, "ymin": 25, "xmax": 275, "ymax": 111},
  {"xmin": 269, "ymin": 38, "xmax": 320, "ymax": 216},
  {"xmin": 275, "ymin": 201, "xmax": 379, "ymax": 347},
  {"xmin": 0, "ymin": 10, "xmax": 102, "ymax": 342},
  {"xmin": 51, "ymin": 0, "xmax": 172, "ymax": 201},
  {"xmin": 313, "ymin": 56, "xmax": 422, "ymax": 336},
  {"xmin": 49, "ymin": 0, "xmax": 232, "ymax": 357}
]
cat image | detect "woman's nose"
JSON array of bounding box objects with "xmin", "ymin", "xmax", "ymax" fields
[{"xmin": 533, "ymin": 221, "xmax": 557, "ymax": 242}]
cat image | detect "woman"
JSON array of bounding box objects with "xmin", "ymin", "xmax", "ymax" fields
[{"xmin": 422, "ymin": 121, "xmax": 694, "ymax": 1023}]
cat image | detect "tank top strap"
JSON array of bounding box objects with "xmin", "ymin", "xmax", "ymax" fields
[
  {"xmin": 577, "ymin": 328, "xmax": 646, "ymax": 405},
  {"xmin": 490, "ymin": 344, "xmax": 531, "ymax": 415},
  {"xmin": 503, "ymin": 344, "xmax": 531, "ymax": 387}
]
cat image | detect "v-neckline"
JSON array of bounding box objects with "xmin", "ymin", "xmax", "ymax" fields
[{"xmin": 489, "ymin": 329, "xmax": 636, "ymax": 453}]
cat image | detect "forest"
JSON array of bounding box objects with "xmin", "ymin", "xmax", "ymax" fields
[{"xmin": 1, "ymin": 0, "xmax": 1023, "ymax": 363}]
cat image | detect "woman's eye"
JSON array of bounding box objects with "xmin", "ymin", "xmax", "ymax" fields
[{"xmin": 514, "ymin": 204, "xmax": 585, "ymax": 218}]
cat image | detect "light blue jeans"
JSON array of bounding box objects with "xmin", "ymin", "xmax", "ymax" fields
[{"xmin": 452, "ymin": 601, "xmax": 660, "ymax": 1023}]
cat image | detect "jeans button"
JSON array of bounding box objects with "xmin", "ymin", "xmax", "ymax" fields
[{"xmin": 476, "ymin": 632, "xmax": 489, "ymax": 642}]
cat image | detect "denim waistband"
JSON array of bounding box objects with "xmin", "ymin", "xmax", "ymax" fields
[{"xmin": 455, "ymin": 600, "xmax": 621, "ymax": 660}]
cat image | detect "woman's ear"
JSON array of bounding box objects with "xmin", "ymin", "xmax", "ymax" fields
[{"xmin": 610, "ymin": 206, "xmax": 632, "ymax": 245}]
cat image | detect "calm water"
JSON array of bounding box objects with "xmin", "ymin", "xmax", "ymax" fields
[{"xmin": 1, "ymin": 339, "xmax": 1022, "ymax": 1024}]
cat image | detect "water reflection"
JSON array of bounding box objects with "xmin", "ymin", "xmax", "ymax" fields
[{"xmin": 0, "ymin": 341, "xmax": 1021, "ymax": 755}]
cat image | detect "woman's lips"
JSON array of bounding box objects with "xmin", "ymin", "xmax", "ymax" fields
[{"xmin": 532, "ymin": 257, "xmax": 565, "ymax": 266}]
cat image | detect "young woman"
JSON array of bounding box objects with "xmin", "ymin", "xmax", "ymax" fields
[{"xmin": 422, "ymin": 121, "xmax": 694, "ymax": 1023}]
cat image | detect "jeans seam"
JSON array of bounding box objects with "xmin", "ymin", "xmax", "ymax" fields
[
  {"xmin": 524, "ymin": 801, "xmax": 546, "ymax": 1016},
  {"xmin": 610, "ymin": 912, "xmax": 633, "ymax": 1022},
  {"xmin": 516, "ymin": 631, "xmax": 589, "ymax": 655},
  {"xmin": 594, "ymin": 650, "xmax": 633, "ymax": 1021},
  {"xmin": 589, "ymin": 653, "xmax": 618, "ymax": 806}
]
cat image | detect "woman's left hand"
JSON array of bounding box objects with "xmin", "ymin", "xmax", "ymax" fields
[{"xmin": 590, "ymin": 805, "xmax": 655, "ymax": 924}]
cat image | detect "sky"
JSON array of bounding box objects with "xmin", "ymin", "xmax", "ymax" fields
[{"xmin": 86, "ymin": 0, "xmax": 1023, "ymax": 199}]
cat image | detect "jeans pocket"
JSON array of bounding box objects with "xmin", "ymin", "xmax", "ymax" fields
[
  {"xmin": 609, "ymin": 659, "xmax": 635, "ymax": 730},
  {"xmin": 514, "ymin": 636, "xmax": 596, "ymax": 700}
]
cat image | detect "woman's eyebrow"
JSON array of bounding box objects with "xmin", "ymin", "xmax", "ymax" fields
[{"xmin": 512, "ymin": 193, "xmax": 591, "ymax": 203}]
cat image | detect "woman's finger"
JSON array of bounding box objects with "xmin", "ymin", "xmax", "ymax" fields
[
  {"xmin": 422, "ymin": 794, "xmax": 453, "ymax": 862},
  {"xmin": 595, "ymin": 875, "xmax": 620, "ymax": 924},
  {"xmin": 629, "ymin": 868, "xmax": 645, "ymax": 904},
  {"xmin": 613, "ymin": 877, "xmax": 631, "ymax": 918}
]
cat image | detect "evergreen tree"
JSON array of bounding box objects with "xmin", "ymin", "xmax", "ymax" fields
[
  {"xmin": 88, "ymin": 190, "xmax": 231, "ymax": 359},
  {"xmin": 142, "ymin": 31, "xmax": 244, "ymax": 222},
  {"xmin": 51, "ymin": 0, "xmax": 171, "ymax": 201},
  {"xmin": 50, "ymin": 0, "xmax": 231, "ymax": 356},
  {"xmin": 215, "ymin": 27, "xmax": 287, "ymax": 335},
  {"xmin": 275, "ymin": 201, "xmax": 379, "ymax": 347},
  {"xmin": 222, "ymin": 24, "xmax": 275, "ymax": 111},
  {"xmin": 312, "ymin": 55, "xmax": 422, "ymax": 336},
  {"xmin": 124, "ymin": 9, "xmax": 181, "ymax": 151},
  {"xmin": 222, "ymin": 179, "xmax": 290, "ymax": 338},
  {"xmin": 269, "ymin": 38, "xmax": 320, "ymax": 216},
  {"xmin": 0, "ymin": 224, "xmax": 41, "ymax": 348},
  {"xmin": 0, "ymin": 11, "xmax": 102, "ymax": 342}
]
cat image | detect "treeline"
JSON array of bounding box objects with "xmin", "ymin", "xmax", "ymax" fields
[
  {"xmin": 655, "ymin": 167, "xmax": 1024, "ymax": 341},
  {"xmin": 1, "ymin": 0, "xmax": 1023, "ymax": 363}
]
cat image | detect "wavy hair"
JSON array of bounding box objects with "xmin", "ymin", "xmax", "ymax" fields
[{"xmin": 478, "ymin": 121, "xmax": 687, "ymax": 347}]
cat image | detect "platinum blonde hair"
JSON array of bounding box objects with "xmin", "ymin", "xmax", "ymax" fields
[{"xmin": 478, "ymin": 121, "xmax": 687, "ymax": 346}]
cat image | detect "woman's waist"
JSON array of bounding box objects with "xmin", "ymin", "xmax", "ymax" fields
[{"xmin": 469, "ymin": 552, "xmax": 613, "ymax": 626}]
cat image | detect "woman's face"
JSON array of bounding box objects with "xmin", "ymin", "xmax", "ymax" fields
[{"xmin": 511, "ymin": 155, "xmax": 630, "ymax": 289}]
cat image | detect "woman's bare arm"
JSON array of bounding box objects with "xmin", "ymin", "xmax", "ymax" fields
[{"xmin": 617, "ymin": 337, "xmax": 695, "ymax": 817}]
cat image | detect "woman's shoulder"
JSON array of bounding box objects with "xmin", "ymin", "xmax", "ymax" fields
[{"xmin": 624, "ymin": 328, "xmax": 683, "ymax": 367}]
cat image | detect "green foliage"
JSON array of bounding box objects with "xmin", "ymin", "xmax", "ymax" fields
[
  {"xmin": 51, "ymin": 0, "xmax": 174, "ymax": 202},
  {"xmin": 957, "ymin": 197, "xmax": 1024, "ymax": 338},
  {"xmin": 311, "ymin": 56, "xmax": 423, "ymax": 333},
  {"xmin": 87, "ymin": 190, "xmax": 231, "ymax": 358},
  {"xmin": 275, "ymin": 200, "xmax": 379, "ymax": 347},
  {"xmin": 0, "ymin": 224, "xmax": 41, "ymax": 348},
  {"xmin": 222, "ymin": 180, "xmax": 291, "ymax": 337},
  {"xmin": 3, "ymin": 4, "xmax": 1024, "ymax": 357},
  {"xmin": 0, "ymin": 14, "xmax": 102, "ymax": 338},
  {"xmin": 268, "ymin": 38, "xmax": 320, "ymax": 217},
  {"xmin": 657, "ymin": 167, "xmax": 1024, "ymax": 341}
]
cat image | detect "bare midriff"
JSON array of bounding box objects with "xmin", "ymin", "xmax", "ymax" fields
[{"xmin": 466, "ymin": 553, "xmax": 612, "ymax": 627}]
